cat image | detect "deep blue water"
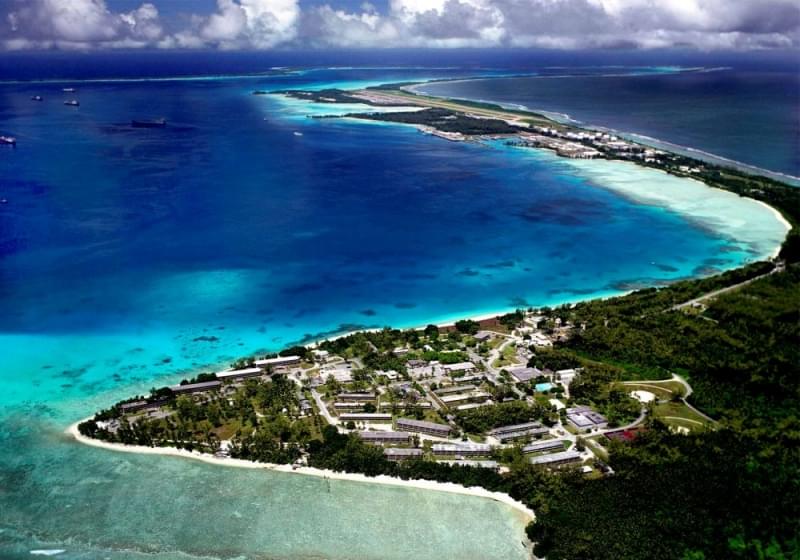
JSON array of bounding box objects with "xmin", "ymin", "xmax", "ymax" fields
[
  {"xmin": 0, "ymin": 54, "xmax": 793, "ymax": 559},
  {"xmin": 418, "ymin": 67, "xmax": 800, "ymax": 178}
]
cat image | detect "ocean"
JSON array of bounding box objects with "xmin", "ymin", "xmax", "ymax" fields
[{"xmin": 0, "ymin": 52, "xmax": 792, "ymax": 559}]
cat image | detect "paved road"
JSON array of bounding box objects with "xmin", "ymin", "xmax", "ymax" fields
[
  {"xmin": 670, "ymin": 263, "xmax": 782, "ymax": 311},
  {"xmin": 310, "ymin": 388, "xmax": 338, "ymax": 429}
]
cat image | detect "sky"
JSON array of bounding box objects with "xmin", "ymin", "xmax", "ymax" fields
[{"xmin": 0, "ymin": 0, "xmax": 798, "ymax": 52}]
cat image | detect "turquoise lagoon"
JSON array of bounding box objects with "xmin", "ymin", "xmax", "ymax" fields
[{"xmin": 0, "ymin": 66, "xmax": 789, "ymax": 559}]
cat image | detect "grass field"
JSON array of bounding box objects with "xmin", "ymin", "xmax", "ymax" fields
[{"xmin": 653, "ymin": 401, "xmax": 714, "ymax": 432}]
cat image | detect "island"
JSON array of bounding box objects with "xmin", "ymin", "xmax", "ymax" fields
[{"xmin": 72, "ymin": 83, "xmax": 800, "ymax": 560}]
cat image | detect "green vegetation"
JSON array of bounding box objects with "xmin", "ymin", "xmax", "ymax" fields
[
  {"xmin": 455, "ymin": 401, "xmax": 553, "ymax": 434},
  {"xmin": 526, "ymin": 264, "xmax": 800, "ymax": 559},
  {"xmin": 349, "ymin": 107, "xmax": 521, "ymax": 135}
]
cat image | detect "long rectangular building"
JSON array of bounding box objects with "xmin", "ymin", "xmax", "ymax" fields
[
  {"xmin": 490, "ymin": 421, "xmax": 549, "ymax": 443},
  {"xmin": 490, "ymin": 421, "xmax": 542, "ymax": 436},
  {"xmin": 439, "ymin": 392, "xmax": 490, "ymax": 405},
  {"xmin": 255, "ymin": 355, "xmax": 301, "ymax": 368},
  {"xmin": 379, "ymin": 401, "xmax": 432, "ymax": 410},
  {"xmin": 431, "ymin": 443, "xmax": 492, "ymax": 457},
  {"xmin": 215, "ymin": 367, "xmax": 263, "ymax": 381},
  {"xmin": 339, "ymin": 413, "xmax": 392, "ymax": 423},
  {"xmin": 333, "ymin": 402, "xmax": 367, "ymax": 411},
  {"xmin": 396, "ymin": 418, "xmax": 451, "ymax": 437},
  {"xmin": 383, "ymin": 448, "xmax": 423, "ymax": 461},
  {"xmin": 522, "ymin": 440, "xmax": 565, "ymax": 454},
  {"xmin": 169, "ymin": 380, "xmax": 222, "ymax": 395},
  {"xmin": 357, "ymin": 431, "xmax": 412, "ymax": 445},
  {"xmin": 435, "ymin": 384, "xmax": 477, "ymax": 395},
  {"xmin": 529, "ymin": 450, "xmax": 582, "ymax": 467}
]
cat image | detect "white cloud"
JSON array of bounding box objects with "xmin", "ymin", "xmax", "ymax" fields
[
  {"xmin": 1, "ymin": 0, "xmax": 166, "ymax": 50},
  {"xmin": 0, "ymin": 0, "xmax": 798, "ymax": 51},
  {"xmin": 198, "ymin": 0, "xmax": 300, "ymax": 49}
]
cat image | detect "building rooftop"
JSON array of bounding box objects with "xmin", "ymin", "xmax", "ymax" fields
[
  {"xmin": 490, "ymin": 421, "xmax": 542, "ymax": 435},
  {"xmin": 508, "ymin": 367, "xmax": 541, "ymax": 382},
  {"xmin": 529, "ymin": 450, "xmax": 582, "ymax": 465},
  {"xmin": 169, "ymin": 380, "xmax": 222, "ymax": 392},
  {"xmin": 215, "ymin": 367, "xmax": 262, "ymax": 379},
  {"xmin": 396, "ymin": 418, "xmax": 451, "ymax": 432},
  {"xmin": 383, "ymin": 448, "xmax": 423, "ymax": 458},
  {"xmin": 522, "ymin": 440, "xmax": 564, "ymax": 454},
  {"xmin": 255, "ymin": 355, "xmax": 301, "ymax": 366}
]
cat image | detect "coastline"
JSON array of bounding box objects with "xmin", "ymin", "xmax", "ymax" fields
[{"xmin": 66, "ymin": 420, "xmax": 536, "ymax": 525}]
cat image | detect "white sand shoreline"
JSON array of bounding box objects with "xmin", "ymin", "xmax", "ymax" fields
[{"xmin": 66, "ymin": 420, "xmax": 536, "ymax": 525}]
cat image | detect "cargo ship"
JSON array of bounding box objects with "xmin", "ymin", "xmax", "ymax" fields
[{"xmin": 131, "ymin": 118, "xmax": 167, "ymax": 128}]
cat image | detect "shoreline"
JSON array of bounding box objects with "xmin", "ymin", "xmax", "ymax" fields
[
  {"xmin": 406, "ymin": 75, "xmax": 800, "ymax": 187},
  {"xmin": 66, "ymin": 420, "xmax": 536, "ymax": 525}
]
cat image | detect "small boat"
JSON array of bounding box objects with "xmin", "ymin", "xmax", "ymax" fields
[
  {"xmin": 31, "ymin": 95, "xmax": 43, "ymax": 101},
  {"xmin": 0, "ymin": 135, "xmax": 16, "ymax": 145},
  {"xmin": 62, "ymin": 87, "xmax": 76, "ymax": 92},
  {"xmin": 64, "ymin": 100, "xmax": 79, "ymax": 107},
  {"xmin": 293, "ymin": 131, "xmax": 303, "ymax": 136},
  {"xmin": 131, "ymin": 118, "xmax": 167, "ymax": 128}
]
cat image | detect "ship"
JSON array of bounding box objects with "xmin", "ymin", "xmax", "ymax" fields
[
  {"xmin": 31, "ymin": 95, "xmax": 43, "ymax": 101},
  {"xmin": 62, "ymin": 87, "xmax": 76, "ymax": 92},
  {"xmin": 64, "ymin": 100, "xmax": 80, "ymax": 107},
  {"xmin": 131, "ymin": 118, "xmax": 167, "ymax": 128},
  {"xmin": 0, "ymin": 135, "xmax": 17, "ymax": 145}
]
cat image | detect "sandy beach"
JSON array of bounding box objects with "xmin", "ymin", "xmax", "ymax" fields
[{"xmin": 67, "ymin": 420, "xmax": 536, "ymax": 524}]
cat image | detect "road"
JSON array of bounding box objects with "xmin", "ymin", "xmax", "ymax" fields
[
  {"xmin": 670, "ymin": 262, "xmax": 782, "ymax": 311},
  {"xmin": 310, "ymin": 388, "xmax": 338, "ymax": 429}
]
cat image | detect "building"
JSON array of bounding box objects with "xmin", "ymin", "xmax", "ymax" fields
[
  {"xmin": 169, "ymin": 380, "xmax": 222, "ymax": 395},
  {"xmin": 556, "ymin": 368, "xmax": 578, "ymax": 384},
  {"xmin": 474, "ymin": 331, "xmax": 493, "ymax": 342},
  {"xmin": 379, "ymin": 401, "xmax": 431, "ymax": 410},
  {"xmin": 431, "ymin": 442, "xmax": 492, "ymax": 457},
  {"xmin": 215, "ymin": 367, "xmax": 263, "ymax": 381},
  {"xmin": 439, "ymin": 392, "xmax": 491, "ymax": 406},
  {"xmin": 333, "ymin": 402, "xmax": 368, "ymax": 411},
  {"xmin": 119, "ymin": 400, "xmax": 157, "ymax": 414},
  {"xmin": 337, "ymin": 392, "xmax": 376, "ymax": 402},
  {"xmin": 436, "ymin": 384, "xmax": 477, "ymax": 395},
  {"xmin": 299, "ymin": 399, "xmax": 313, "ymax": 415},
  {"xmin": 254, "ymin": 355, "xmax": 301, "ymax": 368},
  {"xmin": 442, "ymin": 362, "xmax": 476, "ymax": 375},
  {"xmin": 454, "ymin": 374, "xmax": 484, "ymax": 385},
  {"xmin": 357, "ymin": 431, "xmax": 412, "ymax": 445},
  {"xmin": 396, "ymin": 418, "xmax": 451, "ymax": 437},
  {"xmin": 374, "ymin": 370, "xmax": 399, "ymax": 381},
  {"xmin": 529, "ymin": 450, "xmax": 582, "ymax": 467},
  {"xmin": 339, "ymin": 413, "xmax": 392, "ymax": 423},
  {"xmin": 522, "ymin": 440, "xmax": 565, "ymax": 454},
  {"xmin": 321, "ymin": 364, "xmax": 353, "ymax": 383},
  {"xmin": 566, "ymin": 406, "xmax": 608, "ymax": 432},
  {"xmin": 508, "ymin": 367, "xmax": 541, "ymax": 383},
  {"xmin": 383, "ymin": 448, "xmax": 423, "ymax": 461},
  {"xmin": 489, "ymin": 422, "xmax": 549, "ymax": 443}
]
